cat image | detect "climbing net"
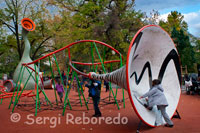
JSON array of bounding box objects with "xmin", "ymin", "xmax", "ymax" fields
[{"xmin": 0, "ymin": 40, "xmax": 126, "ymax": 116}]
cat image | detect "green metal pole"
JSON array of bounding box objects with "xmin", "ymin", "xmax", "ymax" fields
[
  {"xmin": 109, "ymin": 63, "xmax": 113, "ymax": 101},
  {"xmin": 103, "ymin": 47, "xmax": 106, "ymax": 64},
  {"xmin": 48, "ymin": 56, "xmax": 58, "ymax": 105},
  {"xmin": 34, "ymin": 64, "xmax": 39, "ymax": 116},
  {"xmin": 111, "ymin": 62, "xmax": 118, "ymax": 99},
  {"xmin": 53, "ymin": 55, "xmax": 66, "ymax": 91},
  {"xmin": 12, "ymin": 66, "xmax": 26, "ymax": 105},
  {"xmin": 0, "ymin": 91, "xmax": 3, "ymax": 104},
  {"xmin": 53, "ymin": 54, "xmax": 72, "ymax": 109},
  {"xmin": 37, "ymin": 63, "xmax": 41, "ymax": 109},
  {"xmin": 93, "ymin": 42, "xmax": 120, "ymax": 110},
  {"xmin": 93, "ymin": 43, "xmax": 106, "ymax": 72},
  {"xmin": 74, "ymin": 71, "xmax": 82, "ymax": 106},
  {"xmin": 66, "ymin": 71, "xmax": 75, "ymax": 98},
  {"xmin": 62, "ymin": 71, "xmax": 75, "ymax": 116},
  {"xmin": 9, "ymin": 65, "xmax": 23, "ymax": 109},
  {"xmin": 65, "ymin": 67, "xmax": 70, "ymax": 95},
  {"xmin": 38, "ymin": 61, "xmax": 48, "ymax": 105},
  {"xmin": 74, "ymin": 71, "xmax": 89, "ymax": 110},
  {"xmin": 91, "ymin": 43, "xmax": 95, "ymax": 71},
  {"xmin": 15, "ymin": 68, "xmax": 32, "ymax": 101},
  {"xmin": 25, "ymin": 67, "xmax": 52, "ymax": 106},
  {"xmin": 86, "ymin": 66, "xmax": 91, "ymax": 103},
  {"xmin": 115, "ymin": 86, "xmax": 119, "ymax": 98},
  {"xmin": 12, "ymin": 66, "xmax": 32, "ymax": 112},
  {"xmin": 120, "ymin": 54, "xmax": 125, "ymax": 108}
]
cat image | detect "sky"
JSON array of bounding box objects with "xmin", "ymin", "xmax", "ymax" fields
[
  {"xmin": 134, "ymin": 0, "xmax": 200, "ymax": 37},
  {"xmin": 1, "ymin": 0, "xmax": 200, "ymax": 37}
]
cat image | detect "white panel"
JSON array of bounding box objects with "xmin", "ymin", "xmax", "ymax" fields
[{"xmin": 127, "ymin": 26, "xmax": 181, "ymax": 126}]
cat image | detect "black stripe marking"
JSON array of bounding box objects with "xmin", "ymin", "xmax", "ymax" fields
[{"xmin": 130, "ymin": 49, "xmax": 181, "ymax": 87}]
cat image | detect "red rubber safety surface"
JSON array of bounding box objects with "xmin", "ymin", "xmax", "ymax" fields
[{"xmin": 0, "ymin": 89, "xmax": 199, "ymax": 133}]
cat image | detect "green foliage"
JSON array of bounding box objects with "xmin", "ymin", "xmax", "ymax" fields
[
  {"xmin": 48, "ymin": 0, "xmax": 144, "ymax": 66},
  {"xmin": 0, "ymin": 34, "xmax": 19, "ymax": 77},
  {"xmin": 0, "ymin": 0, "xmax": 55, "ymax": 59},
  {"xmin": 159, "ymin": 11, "xmax": 188, "ymax": 34},
  {"xmin": 194, "ymin": 40, "xmax": 200, "ymax": 65},
  {"xmin": 2, "ymin": 0, "xmax": 198, "ymax": 77},
  {"xmin": 0, "ymin": 0, "xmax": 56, "ymax": 77},
  {"xmin": 159, "ymin": 11, "xmax": 199, "ymax": 72},
  {"xmin": 171, "ymin": 27, "xmax": 196, "ymax": 72}
]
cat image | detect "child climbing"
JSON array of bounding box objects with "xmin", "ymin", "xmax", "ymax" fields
[{"xmin": 140, "ymin": 79, "xmax": 174, "ymax": 127}]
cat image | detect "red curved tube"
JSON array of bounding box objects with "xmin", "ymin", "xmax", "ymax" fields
[
  {"xmin": 71, "ymin": 60, "xmax": 120, "ymax": 66},
  {"xmin": 69, "ymin": 62, "xmax": 89, "ymax": 77},
  {"xmin": 23, "ymin": 40, "xmax": 123, "ymax": 65},
  {"xmin": 0, "ymin": 90, "xmax": 33, "ymax": 99}
]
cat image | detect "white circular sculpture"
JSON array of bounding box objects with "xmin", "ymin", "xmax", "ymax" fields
[
  {"xmin": 87, "ymin": 25, "xmax": 181, "ymax": 127},
  {"xmin": 126, "ymin": 25, "xmax": 181, "ymax": 126}
]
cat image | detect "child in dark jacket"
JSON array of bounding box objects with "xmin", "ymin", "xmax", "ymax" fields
[{"xmin": 85, "ymin": 79, "xmax": 102, "ymax": 117}]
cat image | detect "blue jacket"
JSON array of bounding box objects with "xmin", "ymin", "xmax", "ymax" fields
[{"xmin": 85, "ymin": 80, "xmax": 101, "ymax": 97}]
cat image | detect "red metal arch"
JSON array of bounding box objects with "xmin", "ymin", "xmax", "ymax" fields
[{"xmin": 24, "ymin": 40, "xmax": 123, "ymax": 66}]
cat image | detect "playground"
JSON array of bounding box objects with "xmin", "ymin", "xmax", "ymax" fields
[{"xmin": 0, "ymin": 1, "xmax": 200, "ymax": 132}]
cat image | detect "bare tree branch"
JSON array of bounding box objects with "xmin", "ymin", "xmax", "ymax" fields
[
  {"xmin": 30, "ymin": 39, "xmax": 36, "ymax": 46},
  {"xmin": 23, "ymin": 0, "xmax": 33, "ymax": 18},
  {"xmin": 31, "ymin": 36, "xmax": 52, "ymax": 59},
  {"xmin": 0, "ymin": 19, "xmax": 16, "ymax": 35},
  {"xmin": 0, "ymin": 19, "xmax": 15, "ymax": 29},
  {"xmin": 5, "ymin": 0, "xmax": 14, "ymax": 14},
  {"xmin": 11, "ymin": 0, "xmax": 16, "ymax": 9},
  {"xmin": 5, "ymin": 44, "xmax": 17, "ymax": 49},
  {"xmin": 55, "ymin": 0, "xmax": 79, "ymax": 12},
  {"xmin": 0, "ymin": 52, "xmax": 3, "ymax": 56},
  {"xmin": 33, "ymin": 49, "xmax": 55, "ymax": 59}
]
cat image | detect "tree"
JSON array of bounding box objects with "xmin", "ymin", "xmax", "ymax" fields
[
  {"xmin": 158, "ymin": 11, "xmax": 197, "ymax": 72},
  {"xmin": 171, "ymin": 27, "xmax": 196, "ymax": 72},
  {"xmin": 159, "ymin": 11, "xmax": 188, "ymax": 34},
  {"xmin": 0, "ymin": 33, "xmax": 19, "ymax": 77},
  {"xmin": 47, "ymin": 0, "xmax": 145, "ymax": 66},
  {"xmin": 0, "ymin": 0, "xmax": 59, "ymax": 77},
  {"xmin": 194, "ymin": 39, "xmax": 200, "ymax": 65},
  {"xmin": 143, "ymin": 9, "xmax": 160, "ymax": 25},
  {"xmin": 0, "ymin": 0, "xmax": 55, "ymax": 60}
]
